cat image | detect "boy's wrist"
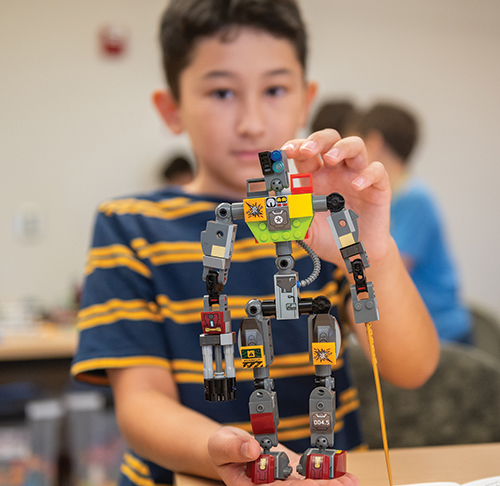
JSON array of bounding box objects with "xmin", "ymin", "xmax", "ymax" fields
[
  {"xmin": 370, "ymin": 236, "xmax": 399, "ymax": 268},
  {"xmin": 343, "ymin": 236, "xmax": 399, "ymax": 288}
]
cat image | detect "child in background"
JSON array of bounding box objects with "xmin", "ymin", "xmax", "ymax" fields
[
  {"xmin": 71, "ymin": 2, "xmax": 439, "ymax": 486},
  {"xmin": 351, "ymin": 102, "xmax": 472, "ymax": 344},
  {"xmin": 161, "ymin": 155, "xmax": 194, "ymax": 186},
  {"xmin": 311, "ymin": 100, "xmax": 357, "ymax": 137}
]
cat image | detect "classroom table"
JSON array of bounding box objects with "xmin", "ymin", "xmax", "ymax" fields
[
  {"xmin": 0, "ymin": 326, "xmax": 77, "ymax": 360},
  {"xmin": 0, "ymin": 326, "xmax": 78, "ymax": 396},
  {"xmin": 175, "ymin": 442, "xmax": 500, "ymax": 486}
]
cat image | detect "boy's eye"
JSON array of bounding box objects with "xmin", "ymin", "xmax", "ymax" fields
[
  {"xmin": 211, "ymin": 89, "xmax": 234, "ymax": 100},
  {"xmin": 266, "ymin": 86, "xmax": 286, "ymax": 97}
]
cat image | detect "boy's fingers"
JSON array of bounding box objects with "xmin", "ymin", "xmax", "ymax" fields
[
  {"xmin": 208, "ymin": 428, "xmax": 261, "ymax": 467},
  {"xmin": 322, "ymin": 136, "xmax": 368, "ymax": 171},
  {"xmin": 296, "ymin": 128, "xmax": 342, "ymax": 158},
  {"xmin": 282, "ymin": 132, "xmax": 370, "ymax": 175},
  {"xmin": 282, "ymin": 129, "xmax": 341, "ymax": 158},
  {"xmin": 281, "ymin": 129, "xmax": 342, "ymax": 170},
  {"xmin": 336, "ymin": 472, "xmax": 361, "ymax": 486},
  {"xmin": 351, "ymin": 161, "xmax": 390, "ymax": 192}
]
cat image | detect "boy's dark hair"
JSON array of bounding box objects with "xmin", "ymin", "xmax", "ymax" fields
[
  {"xmin": 311, "ymin": 100, "xmax": 357, "ymax": 138},
  {"xmin": 356, "ymin": 102, "xmax": 419, "ymax": 163},
  {"xmin": 159, "ymin": 0, "xmax": 307, "ymax": 101}
]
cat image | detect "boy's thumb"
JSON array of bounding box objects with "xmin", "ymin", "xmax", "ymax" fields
[
  {"xmin": 208, "ymin": 428, "xmax": 260, "ymax": 466},
  {"xmin": 240, "ymin": 440, "xmax": 260, "ymax": 461}
]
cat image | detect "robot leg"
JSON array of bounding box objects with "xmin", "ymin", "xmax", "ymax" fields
[
  {"xmin": 297, "ymin": 313, "xmax": 347, "ymax": 479},
  {"xmin": 200, "ymin": 295, "xmax": 236, "ymax": 402},
  {"xmin": 240, "ymin": 300, "xmax": 292, "ymax": 484}
]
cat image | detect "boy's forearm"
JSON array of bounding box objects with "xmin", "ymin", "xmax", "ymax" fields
[
  {"xmin": 109, "ymin": 368, "xmax": 223, "ymax": 480},
  {"xmin": 122, "ymin": 390, "xmax": 223, "ymax": 477},
  {"xmin": 350, "ymin": 238, "xmax": 440, "ymax": 388}
]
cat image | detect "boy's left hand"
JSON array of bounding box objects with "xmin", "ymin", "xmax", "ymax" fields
[
  {"xmin": 208, "ymin": 426, "xmax": 359, "ymax": 486},
  {"xmin": 281, "ymin": 129, "xmax": 392, "ymax": 267}
]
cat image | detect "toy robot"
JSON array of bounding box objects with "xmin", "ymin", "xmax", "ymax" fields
[{"xmin": 200, "ymin": 150, "xmax": 380, "ymax": 483}]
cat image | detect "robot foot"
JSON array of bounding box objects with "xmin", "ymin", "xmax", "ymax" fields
[
  {"xmin": 296, "ymin": 448, "xmax": 346, "ymax": 479},
  {"xmin": 246, "ymin": 451, "xmax": 292, "ymax": 484},
  {"xmin": 203, "ymin": 377, "xmax": 236, "ymax": 402}
]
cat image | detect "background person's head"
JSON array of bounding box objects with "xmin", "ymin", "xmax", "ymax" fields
[
  {"xmin": 310, "ymin": 99, "xmax": 357, "ymax": 138},
  {"xmin": 161, "ymin": 155, "xmax": 194, "ymax": 186},
  {"xmin": 355, "ymin": 102, "xmax": 419, "ymax": 166},
  {"xmin": 352, "ymin": 102, "xmax": 420, "ymax": 189}
]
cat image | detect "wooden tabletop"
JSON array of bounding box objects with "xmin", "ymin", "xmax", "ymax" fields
[
  {"xmin": 348, "ymin": 442, "xmax": 500, "ymax": 485},
  {"xmin": 175, "ymin": 442, "xmax": 500, "ymax": 486},
  {"xmin": 0, "ymin": 325, "xmax": 78, "ymax": 361}
]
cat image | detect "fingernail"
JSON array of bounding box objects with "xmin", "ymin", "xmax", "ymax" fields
[
  {"xmin": 281, "ymin": 142, "xmax": 294, "ymax": 151},
  {"xmin": 241, "ymin": 442, "xmax": 253, "ymax": 460},
  {"xmin": 301, "ymin": 139, "xmax": 317, "ymax": 151},
  {"xmin": 326, "ymin": 148, "xmax": 340, "ymax": 159},
  {"xmin": 352, "ymin": 176, "xmax": 367, "ymax": 189}
]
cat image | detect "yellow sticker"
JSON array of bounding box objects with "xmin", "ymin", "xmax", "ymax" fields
[
  {"xmin": 339, "ymin": 233, "xmax": 355, "ymax": 247},
  {"xmin": 311, "ymin": 343, "xmax": 336, "ymax": 365},
  {"xmin": 211, "ymin": 245, "xmax": 226, "ymax": 258}
]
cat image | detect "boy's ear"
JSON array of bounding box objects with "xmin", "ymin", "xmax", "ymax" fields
[
  {"xmin": 299, "ymin": 81, "xmax": 318, "ymax": 128},
  {"xmin": 152, "ymin": 89, "xmax": 184, "ymax": 134}
]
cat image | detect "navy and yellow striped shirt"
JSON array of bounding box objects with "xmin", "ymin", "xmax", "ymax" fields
[{"xmin": 71, "ymin": 187, "xmax": 364, "ymax": 486}]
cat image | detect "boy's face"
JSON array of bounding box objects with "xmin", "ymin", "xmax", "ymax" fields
[{"xmin": 154, "ymin": 28, "xmax": 316, "ymax": 199}]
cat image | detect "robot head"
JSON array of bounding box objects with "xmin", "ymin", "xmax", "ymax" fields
[{"xmin": 258, "ymin": 150, "xmax": 290, "ymax": 194}]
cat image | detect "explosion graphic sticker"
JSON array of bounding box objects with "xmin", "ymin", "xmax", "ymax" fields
[
  {"xmin": 246, "ymin": 201, "xmax": 264, "ymax": 219},
  {"xmin": 311, "ymin": 343, "xmax": 336, "ymax": 365}
]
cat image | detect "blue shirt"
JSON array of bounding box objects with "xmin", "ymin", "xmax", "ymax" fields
[
  {"xmin": 391, "ymin": 178, "xmax": 471, "ymax": 342},
  {"xmin": 71, "ymin": 187, "xmax": 364, "ymax": 486}
]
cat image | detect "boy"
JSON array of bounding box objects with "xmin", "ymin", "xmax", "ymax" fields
[{"xmin": 71, "ymin": 2, "xmax": 439, "ymax": 486}]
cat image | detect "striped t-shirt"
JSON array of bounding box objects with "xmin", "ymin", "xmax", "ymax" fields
[{"xmin": 71, "ymin": 187, "xmax": 364, "ymax": 486}]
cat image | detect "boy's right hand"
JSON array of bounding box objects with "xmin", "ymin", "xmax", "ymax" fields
[
  {"xmin": 208, "ymin": 426, "xmax": 359, "ymax": 486},
  {"xmin": 281, "ymin": 130, "xmax": 392, "ymax": 269}
]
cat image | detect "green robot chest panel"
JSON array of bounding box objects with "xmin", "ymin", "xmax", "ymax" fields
[{"xmin": 243, "ymin": 193, "xmax": 314, "ymax": 243}]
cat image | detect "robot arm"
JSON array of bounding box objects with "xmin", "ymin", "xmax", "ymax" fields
[
  {"xmin": 200, "ymin": 202, "xmax": 242, "ymax": 401},
  {"xmin": 324, "ymin": 192, "xmax": 380, "ymax": 324}
]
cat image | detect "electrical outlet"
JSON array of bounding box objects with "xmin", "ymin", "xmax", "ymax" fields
[{"xmin": 12, "ymin": 203, "xmax": 45, "ymax": 242}]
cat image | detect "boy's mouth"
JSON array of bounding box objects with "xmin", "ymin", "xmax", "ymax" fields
[{"xmin": 231, "ymin": 150, "xmax": 263, "ymax": 162}]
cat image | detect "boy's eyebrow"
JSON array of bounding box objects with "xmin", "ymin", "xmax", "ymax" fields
[
  {"xmin": 202, "ymin": 68, "xmax": 294, "ymax": 80},
  {"xmin": 264, "ymin": 68, "xmax": 294, "ymax": 78}
]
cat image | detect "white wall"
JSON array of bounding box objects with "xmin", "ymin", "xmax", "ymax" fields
[{"xmin": 1, "ymin": 1, "xmax": 499, "ymax": 318}]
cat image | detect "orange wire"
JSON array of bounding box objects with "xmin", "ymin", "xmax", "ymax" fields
[{"xmin": 365, "ymin": 322, "xmax": 393, "ymax": 486}]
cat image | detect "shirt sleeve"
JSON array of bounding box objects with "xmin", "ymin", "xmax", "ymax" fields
[{"xmin": 71, "ymin": 207, "xmax": 169, "ymax": 386}]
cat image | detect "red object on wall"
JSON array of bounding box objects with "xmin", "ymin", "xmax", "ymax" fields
[{"xmin": 99, "ymin": 24, "xmax": 128, "ymax": 56}]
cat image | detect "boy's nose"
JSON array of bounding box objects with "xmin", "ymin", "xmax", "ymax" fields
[{"xmin": 236, "ymin": 97, "xmax": 266, "ymax": 138}]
